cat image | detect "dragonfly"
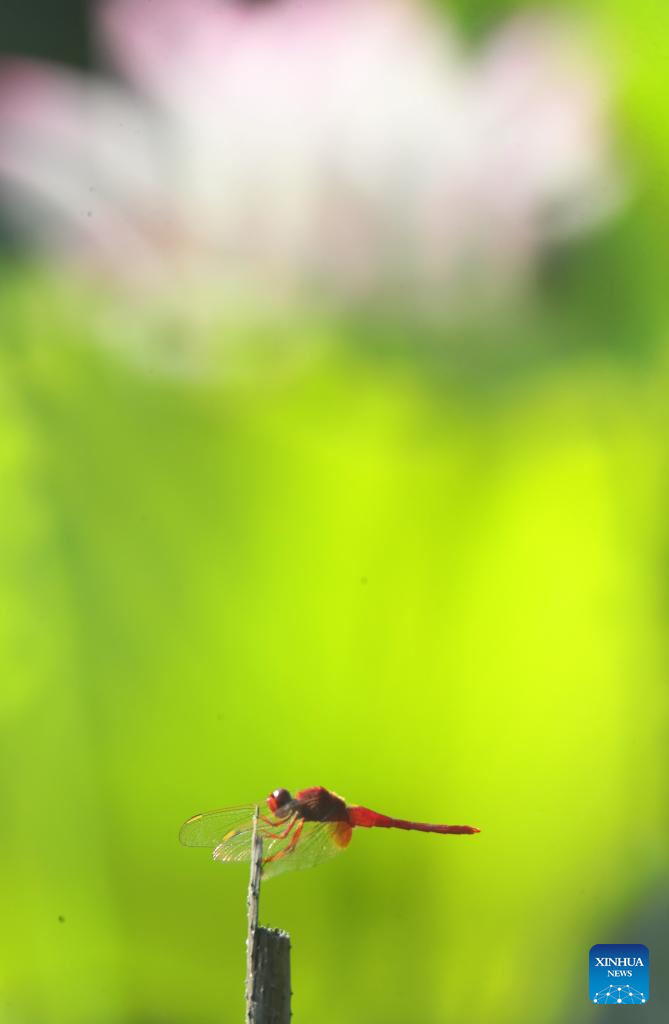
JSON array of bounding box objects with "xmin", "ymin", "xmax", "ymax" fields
[{"xmin": 179, "ymin": 786, "xmax": 480, "ymax": 879}]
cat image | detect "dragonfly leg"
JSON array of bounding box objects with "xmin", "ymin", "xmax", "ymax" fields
[
  {"xmin": 263, "ymin": 818, "xmax": 305, "ymax": 865},
  {"xmin": 257, "ymin": 815, "xmax": 297, "ymax": 839},
  {"xmin": 284, "ymin": 818, "xmax": 304, "ymax": 853},
  {"xmin": 263, "ymin": 812, "xmax": 298, "ymax": 840},
  {"xmin": 260, "ymin": 814, "xmax": 292, "ymax": 829}
]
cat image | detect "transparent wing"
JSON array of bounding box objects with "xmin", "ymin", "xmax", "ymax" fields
[
  {"xmin": 180, "ymin": 804, "xmax": 353, "ymax": 879},
  {"xmin": 179, "ymin": 805, "xmax": 257, "ymax": 848},
  {"xmin": 262, "ymin": 819, "xmax": 352, "ymax": 879}
]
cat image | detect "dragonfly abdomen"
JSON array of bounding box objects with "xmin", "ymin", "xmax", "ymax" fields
[{"xmin": 348, "ymin": 806, "xmax": 480, "ymax": 835}]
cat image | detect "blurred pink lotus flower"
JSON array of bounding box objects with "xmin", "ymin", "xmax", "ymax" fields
[{"xmin": 0, "ymin": 0, "xmax": 620, "ymax": 354}]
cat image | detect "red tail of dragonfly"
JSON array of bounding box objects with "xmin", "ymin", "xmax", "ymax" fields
[{"xmin": 180, "ymin": 786, "xmax": 480, "ymax": 879}]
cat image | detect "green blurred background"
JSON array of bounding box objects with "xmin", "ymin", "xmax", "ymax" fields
[{"xmin": 1, "ymin": 2, "xmax": 668, "ymax": 1023}]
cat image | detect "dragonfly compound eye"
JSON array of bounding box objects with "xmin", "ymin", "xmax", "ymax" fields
[{"xmin": 267, "ymin": 788, "xmax": 291, "ymax": 813}]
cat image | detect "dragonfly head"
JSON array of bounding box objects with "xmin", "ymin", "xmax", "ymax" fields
[{"xmin": 267, "ymin": 787, "xmax": 292, "ymax": 818}]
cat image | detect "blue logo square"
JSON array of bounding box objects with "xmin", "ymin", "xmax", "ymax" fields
[{"xmin": 590, "ymin": 944, "xmax": 649, "ymax": 1004}]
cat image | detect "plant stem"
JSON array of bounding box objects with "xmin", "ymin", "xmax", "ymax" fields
[{"xmin": 245, "ymin": 808, "xmax": 291, "ymax": 1024}]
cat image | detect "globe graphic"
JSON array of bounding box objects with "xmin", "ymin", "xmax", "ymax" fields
[{"xmin": 593, "ymin": 983, "xmax": 646, "ymax": 1004}]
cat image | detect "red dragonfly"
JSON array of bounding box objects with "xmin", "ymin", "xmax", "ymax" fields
[{"xmin": 180, "ymin": 786, "xmax": 480, "ymax": 879}]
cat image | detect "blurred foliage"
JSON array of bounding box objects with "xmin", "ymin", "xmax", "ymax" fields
[{"xmin": 1, "ymin": 2, "xmax": 669, "ymax": 1024}]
